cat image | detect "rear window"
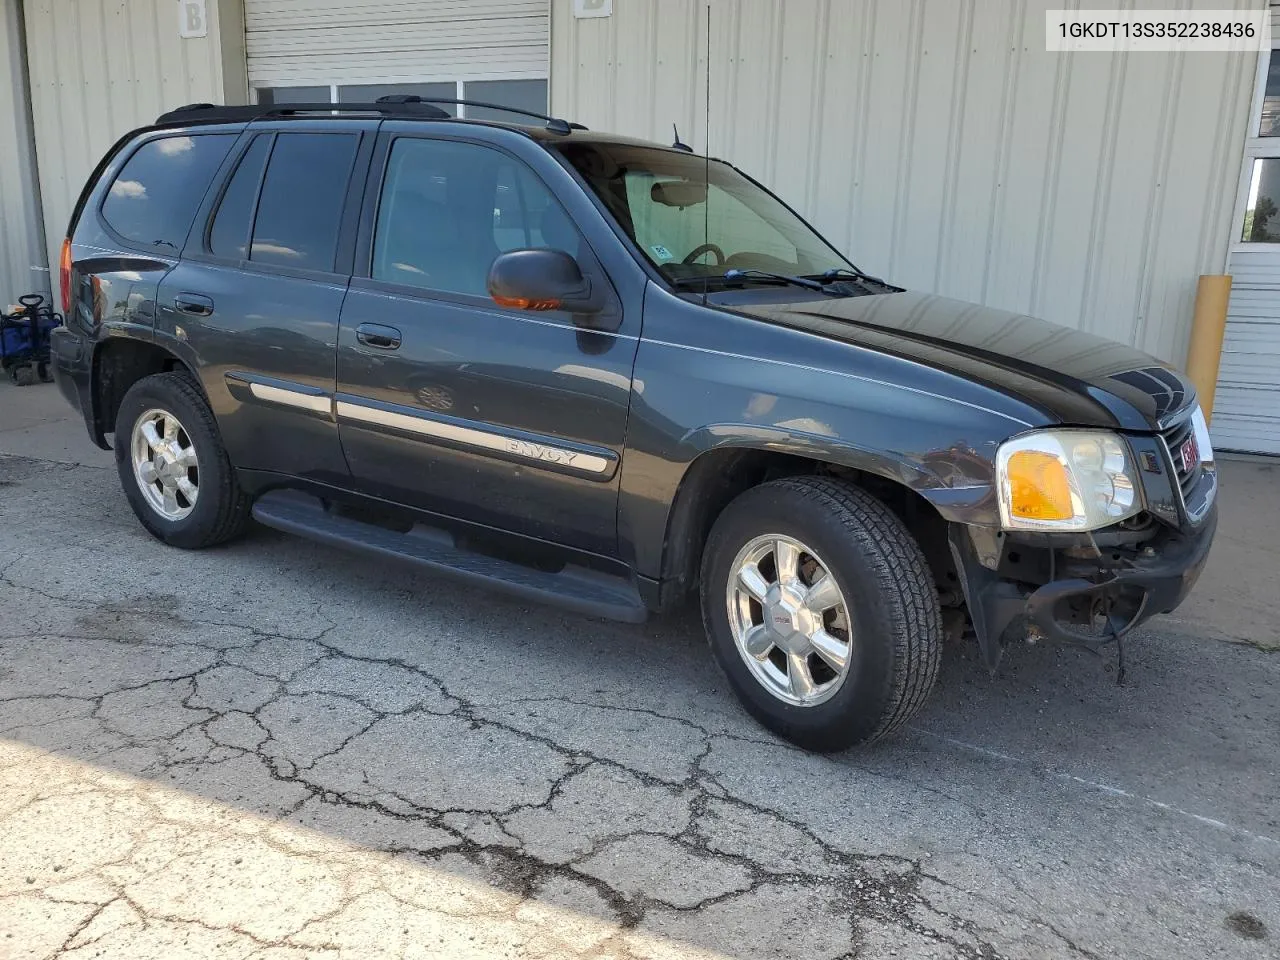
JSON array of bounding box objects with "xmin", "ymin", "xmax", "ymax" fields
[{"xmin": 100, "ymin": 134, "xmax": 235, "ymax": 250}]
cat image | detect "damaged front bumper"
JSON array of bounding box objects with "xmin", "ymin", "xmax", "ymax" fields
[{"xmin": 948, "ymin": 506, "xmax": 1217, "ymax": 669}]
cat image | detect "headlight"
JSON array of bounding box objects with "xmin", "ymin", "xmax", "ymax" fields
[{"xmin": 996, "ymin": 430, "xmax": 1142, "ymax": 531}]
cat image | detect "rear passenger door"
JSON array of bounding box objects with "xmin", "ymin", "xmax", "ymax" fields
[
  {"xmin": 336, "ymin": 127, "xmax": 638, "ymax": 557},
  {"xmin": 157, "ymin": 120, "xmax": 376, "ymax": 484}
]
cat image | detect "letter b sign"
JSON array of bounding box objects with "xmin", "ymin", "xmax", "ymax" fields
[{"xmin": 178, "ymin": 0, "xmax": 208, "ymax": 39}]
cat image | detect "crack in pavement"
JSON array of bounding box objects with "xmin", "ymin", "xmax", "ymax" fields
[{"xmin": 0, "ymin": 454, "xmax": 1276, "ymax": 959}]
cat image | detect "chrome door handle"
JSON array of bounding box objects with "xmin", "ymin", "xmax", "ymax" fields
[{"xmin": 355, "ymin": 323, "xmax": 402, "ymax": 350}]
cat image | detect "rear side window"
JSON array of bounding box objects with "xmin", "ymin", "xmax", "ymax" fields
[
  {"xmin": 209, "ymin": 135, "xmax": 271, "ymax": 259},
  {"xmin": 101, "ymin": 134, "xmax": 234, "ymax": 250},
  {"xmin": 249, "ymin": 133, "xmax": 358, "ymax": 272}
]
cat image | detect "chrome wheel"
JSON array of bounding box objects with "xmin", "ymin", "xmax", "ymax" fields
[
  {"xmin": 130, "ymin": 407, "xmax": 199, "ymax": 521},
  {"xmin": 726, "ymin": 534, "xmax": 853, "ymax": 707}
]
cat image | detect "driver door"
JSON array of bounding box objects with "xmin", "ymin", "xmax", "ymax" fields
[{"xmin": 336, "ymin": 129, "xmax": 637, "ymax": 557}]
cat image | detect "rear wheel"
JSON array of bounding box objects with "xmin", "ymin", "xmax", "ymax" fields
[
  {"xmin": 114, "ymin": 371, "xmax": 250, "ymax": 548},
  {"xmin": 700, "ymin": 476, "xmax": 942, "ymax": 751}
]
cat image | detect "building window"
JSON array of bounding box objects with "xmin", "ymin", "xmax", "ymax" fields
[
  {"xmin": 256, "ymin": 86, "xmax": 330, "ymax": 106},
  {"xmin": 254, "ymin": 79, "xmax": 548, "ymax": 121},
  {"xmin": 1261, "ymin": 50, "xmax": 1280, "ymax": 137},
  {"xmin": 1243, "ymin": 158, "xmax": 1280, "ymax": 242}
]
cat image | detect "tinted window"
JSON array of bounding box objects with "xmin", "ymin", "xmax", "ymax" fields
[
  {"xmin": 101, "ymin": 134, "xmax": 235, "ymax": 249},
  {"xmin": 373, "ymin": 138, "xmax": 580, "ymax": 295},
  {"xmin": 250, "ymin": 133, "xmax": 359, "ymax": 271},
  {"xmin": 208, "ymin": 135, "xmax": 271, "ymax": 259}
]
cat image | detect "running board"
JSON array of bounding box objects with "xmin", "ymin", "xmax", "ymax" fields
[{"xmin": 251, "ymin": 490, "xmax": 648, "ymax": 623}]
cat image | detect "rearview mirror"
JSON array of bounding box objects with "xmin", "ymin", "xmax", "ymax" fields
[
  {"xmin": 487, "ymin": 249, "xmax": 602, "ymax": 315},
  {"xmin": 651, "ymin": 180, "xmax": 707, "ymax": 208}
]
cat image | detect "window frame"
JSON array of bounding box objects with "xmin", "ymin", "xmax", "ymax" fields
[
  {"xmin": 252, "ymin": 76, "xmax": 549, "ymax": 121},
  {"xmin": 97, "ymin": 131, "xmax": 238, "ymax": 256},
  {"xmin": 1229, "ymin": 40, "xmax": 1280, "ymax": 255},
  {"xmin": 184, "ymin": 119, "xmax": 377, "ymax": 283},
  {"xmin": 350, "ymin": 127, "xmax": 618, "ymax": 325}
]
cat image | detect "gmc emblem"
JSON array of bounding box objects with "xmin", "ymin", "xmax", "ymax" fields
[{"xmin": 1180, "ymin": 434, "xmax": 1199, "ymax": 473}]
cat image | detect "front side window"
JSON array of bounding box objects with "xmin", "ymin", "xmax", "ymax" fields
[
  {"xmin": 249, "ymin": 133, "xmax": 359, "ymax": 271},
  {"xmin": 555, "ymin": 142, "xmax": 850, "ymax": 283},
  {"xmin": 101, "ymin": 134, "xmax": 235, "ymax": 250},
  {"xmin": 372, "ymin": 138, "xmax": 581, "ymax": 296}
]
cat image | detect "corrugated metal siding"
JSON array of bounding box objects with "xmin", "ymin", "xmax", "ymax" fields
[
  {"xmin": 551, "ymin": 0, "xmax": 1257, "ymax": 366},
  {"xmin": 22, "ymin": 0, "xmax": 240, "ymax": 276},
  {"xmin": 1218, "ymin": 251, "xmax": 1280, "ymax": 453},
  {"xmin": 0, "ymin": 0, "xmax": 48, "ymax": 303},
  {"xmin": 244, "ymin": 0, "xmax": 549, "ymax": 86}
]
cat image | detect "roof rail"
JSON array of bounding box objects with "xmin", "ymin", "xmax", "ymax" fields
[
  {"xmin": 374, "ymin": 95, "xmax": 587, "ymax": 135},
  {"xmin": 154, "ymin": 99, "xmax": 587, "ymax": 136},
  {"xmin": 154, "ymin": 100, "xmax": 452, "ymax": 125}
]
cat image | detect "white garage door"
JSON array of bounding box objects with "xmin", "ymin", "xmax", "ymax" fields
[
  {"xmin": 1218, "ymin": 9, "xmax": 1280, "ymax": 454},
  {"xmin": 244, "ymin": 0, "xmax": 549, "ymax": 116}
]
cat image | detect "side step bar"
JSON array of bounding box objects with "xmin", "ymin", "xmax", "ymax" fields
[{"xmin": 251, "ymin": 490, "xmax": 648, "ymax": 623}]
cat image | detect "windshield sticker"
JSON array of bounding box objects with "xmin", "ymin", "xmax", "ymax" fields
[{"xmin": 650, "ymin": 244, "xmax": 674, "ymax": 262}]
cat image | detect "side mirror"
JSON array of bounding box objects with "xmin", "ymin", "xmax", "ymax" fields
[{"xmin": 487, "ymin": 249, "xmax": 602, "ymax": 315}]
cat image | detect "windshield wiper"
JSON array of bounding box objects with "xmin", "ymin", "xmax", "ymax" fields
[
  {"xmin": 808, "ymin": 267, "xmax": 891, "ymax": 288},
  {"xmin": 670, "ymin": 268, "xmax": 839, "ymax": 294},
  {"xmin": 721, "ymin": 268, "xmax": 826, "ymax": 291}
]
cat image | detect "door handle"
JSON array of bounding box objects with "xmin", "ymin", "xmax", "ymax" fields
[
  {"xmin": 355, "ymin": 322, "xmax": 402, "ymax": 350},
  {"xmin": 174, "ymin": 293, "xmax": 214, "ymax": 317}
]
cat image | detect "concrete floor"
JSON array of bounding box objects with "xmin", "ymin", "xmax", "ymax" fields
[{"xmin": 0, "ymin": 378, "xmax": 1276, "ymax": 960}]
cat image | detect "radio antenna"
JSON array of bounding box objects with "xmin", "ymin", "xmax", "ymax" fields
[{"xmin": 702, "ymin": 2, "xmax": 711, "ymax": 306}]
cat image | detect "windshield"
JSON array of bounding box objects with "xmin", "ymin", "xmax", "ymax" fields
[{"xmin": 554, "ymin": 141, "xmax": 852, "ymax": 284}]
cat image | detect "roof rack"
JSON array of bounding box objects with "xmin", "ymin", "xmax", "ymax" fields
[
  {"xmin": 373, "ymin": 95, "xmax": 587, "ymax": 135},
  {"xmin": 155, "ymin": 101, "xmax": 452, "ymax": 125},
  {"xmin": 154, "ymin": 98, "xmax": 588, "ymax": 136}
]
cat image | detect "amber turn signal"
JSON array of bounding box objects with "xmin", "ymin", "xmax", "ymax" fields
[
  {"xmin": 491, "ymin": 295, "xmax": 562, "ymax": 311},
  {"xmin": 1004, "ymin": 450, "xmax": 1075, "ymax": 522}
]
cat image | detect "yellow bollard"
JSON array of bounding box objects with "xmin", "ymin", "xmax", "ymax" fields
[{"xmin": 1185, "ymin": 275, "xmax": 1232, "ymax": 423}]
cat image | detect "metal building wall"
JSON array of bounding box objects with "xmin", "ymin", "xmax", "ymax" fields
[
  {"xmin": 550, "ymin": 0, "xmax": 1258, "ymax": 365},
  {"xmin": 21, "ymin": 0, "xmax": 247, "ymax": 278},
  {"xmin": 0, "ymin": 0, "xmax": 47, "ymax": 304}
]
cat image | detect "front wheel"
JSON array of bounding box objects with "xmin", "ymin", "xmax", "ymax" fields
[
  {"xmin": 700, "ymin": 476, "xmax": 942, "ymax": 751},
  {"xmin": 114, "ymin": 371, "xmax": 251, "ymax": 549}
]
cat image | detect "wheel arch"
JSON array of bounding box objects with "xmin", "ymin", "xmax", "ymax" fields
[
  {"xmin": 645, "ymin": 433, "xmax": 974, "ymax": 609},
  {"xmin": 90, "ymin": 334, "xmax": 203, "ymax": 447}
]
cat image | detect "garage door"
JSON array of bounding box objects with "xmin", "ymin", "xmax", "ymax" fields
[
  {"xmin": 244, "ymin": 0, "xmax": 549, "ymax": 116},
  {"xmin": 1218, "ymin": 9, "xmax": 1280, "ymax": 454}
]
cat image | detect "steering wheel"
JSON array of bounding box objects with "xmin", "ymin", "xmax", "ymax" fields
[{"xmin": 682, "ymin": 242, "xmax": 725, "ymax": 266}]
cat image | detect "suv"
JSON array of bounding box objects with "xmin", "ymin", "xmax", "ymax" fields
[{"xmin": 52, "ymin": 99, "xmax": 1217, "ymax": 750}]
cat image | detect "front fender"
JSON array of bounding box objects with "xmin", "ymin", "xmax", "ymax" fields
[{"xmin": 618, "ymin": 289, "xmax": 1039, "ymax": 582}]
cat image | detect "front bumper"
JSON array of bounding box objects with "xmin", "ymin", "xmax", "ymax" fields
[
  {"xmin": 949, "ymin": 505, "xmax": 1217, "ymax": 667},
  {"xmin": 1023, "ymin": 507, "xmax": 1216, "ymax": 647}
]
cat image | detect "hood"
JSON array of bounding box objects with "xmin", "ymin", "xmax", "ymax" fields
[{"xmin": 733, "ymin": 291, "xmax": 1194, "ymax": 431}]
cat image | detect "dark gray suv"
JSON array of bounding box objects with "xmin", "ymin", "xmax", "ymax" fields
[{"xmin": 52, "ymin": 99, "xmax": 1217, "ymax": 750}]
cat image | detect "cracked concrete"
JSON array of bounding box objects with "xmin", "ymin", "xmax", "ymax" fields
[{"xmin": 0, "ymin": 387, "xmax": 1277, "ymax": 958}]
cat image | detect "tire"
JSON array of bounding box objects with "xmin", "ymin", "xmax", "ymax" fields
[
  {"xmin": 37, "ymin": 361, "xmax": 52, "ymax": 383},
  {"xmin": 700, "ymin": 476, "xmax": 942, "ymax": 751},
  {"xmin": 114, "ymin": 371, "xmax": 251, "ymax": 549},
  {"xmin": 13, "ymin": 365, "xmax": 34, "ymax": 387}
]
